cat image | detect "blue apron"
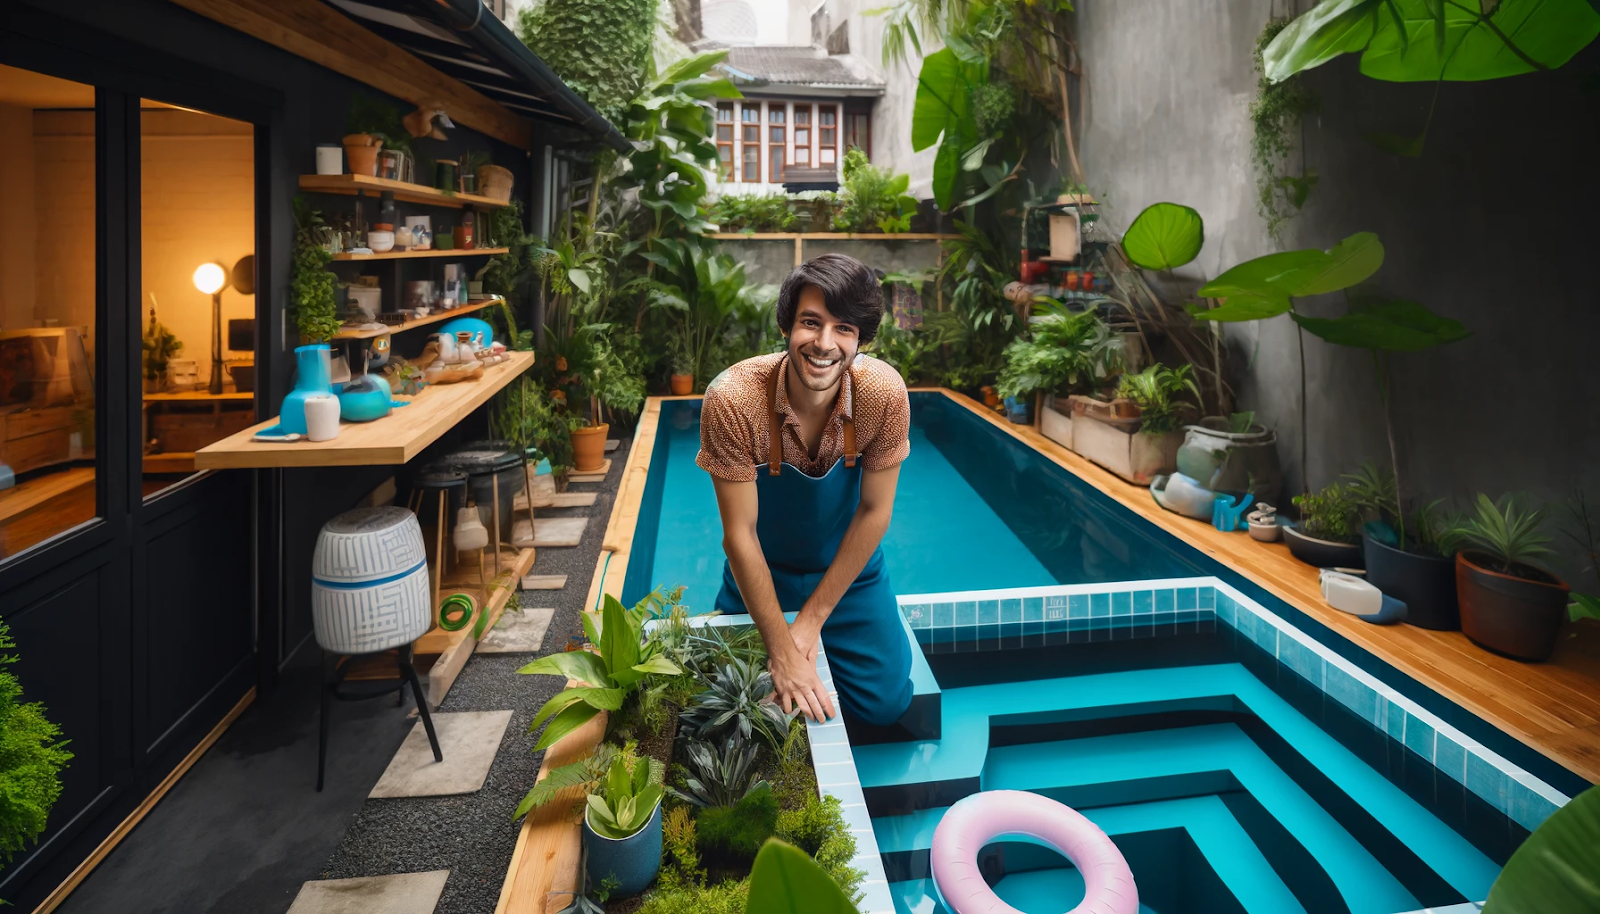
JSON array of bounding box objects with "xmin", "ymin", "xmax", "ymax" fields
[{"xmin": 713, "ymin": 361, "xmax": 913, "ymax": 727}]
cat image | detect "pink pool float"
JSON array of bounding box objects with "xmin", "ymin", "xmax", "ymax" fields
[{"xmin": 931, "ymin": 790, "xmax": 1138, "ymax": 914}]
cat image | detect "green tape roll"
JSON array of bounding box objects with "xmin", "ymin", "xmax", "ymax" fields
[{"xmin": 439, "ymin": 593, "xmax": 476, "ymax": 632}]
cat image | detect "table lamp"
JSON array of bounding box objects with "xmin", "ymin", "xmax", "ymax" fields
[{"xmin": 193, "ymin": 262, "xmax": 227, "ymax": 393}]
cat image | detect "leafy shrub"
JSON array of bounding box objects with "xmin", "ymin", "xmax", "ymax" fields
[
  {"xmin": 678, "ymin": 656, "xmax": 793, "ymax": 749},
  {"xmin": 0, "ymin": 618, "xmax": 71, "ymax": 868},
  {"xmin": 636, "ymin": 879, "xmax": 748, "ymax": 914},
  {"xmin": 670, "ymin": 735, "xmax": 766, "ymax": 808},
  {"xmin": 775, "ymin": 792, "xmax": 845, "ymax": 856},
  {"xmin": 833, "ymin": 148, "xmax": 918, "ymax": 233},
  {"xmin": 516, "ymin": 0, "xmax": 655, "ymax": 124},
  {"xmin": 1294, "ymin": 482, "xmax": 1362, "ymax": 544},
  {"xmin": 660, "ymin": 805, "xmax": 705, "ymax": 889},
  {"xmin": 1451, "ymin": 494, "xmax": 1554, "ymax": 578},
  {"xmin": 708, "ymin": 194, "xmax": 796, "ymax": 233},
  {"xmin": 1117, "ymin": 363, "xmax": 1200, "ymax": 435},
  {"xmin": 290, "ymin": 198, "xmax": 339, "ymax": 343},
  {"xmin": 697, "ymin": 783, "xmax": 780, "ymax": 865},
  {"xmin": 997, "ymin": 300, "xmax": 1122, "ymax": 400}
]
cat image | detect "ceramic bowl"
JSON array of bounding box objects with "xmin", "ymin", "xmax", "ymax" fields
[
  {"xmin": 1248, "ymin": 520, "xmax": 1280, "ymax": 542},
  {"xmin": 367, "ymin": 231, "xmax": 395, "ymax": 253}
]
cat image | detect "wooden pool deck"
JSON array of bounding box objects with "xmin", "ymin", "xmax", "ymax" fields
[{"xmin": 942, "ymin": 391, "xmax": 1600, "ymax": 785}]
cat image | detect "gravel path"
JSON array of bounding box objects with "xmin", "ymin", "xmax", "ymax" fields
[{"xmin": 319, "ymin": 438, "xmax": 629, "ymax": 914}]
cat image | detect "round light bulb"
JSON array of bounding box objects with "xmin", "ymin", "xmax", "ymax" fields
[{"xmin": 193, "ymin": 263, "xmax": 227, "ymax": 295}]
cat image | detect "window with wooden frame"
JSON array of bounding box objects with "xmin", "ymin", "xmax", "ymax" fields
[
  {"xmin": 740, "ymin": 104, "xmax": 760, "ymax": 182},
  {"xmin": 715, "ymin": 103, "xmax": 734, "ymax": 181},
  {"xmin": 767, "ymin": 104, "xmax": 786, "ymax": 183},
  {"xmin": 818, "ymin": 105, "xmax": 837, "ymax": 166},
  {"xmin": 793, "ymin": 104, "xmax": 812, "ymax": 167},
  {"xmin": 845, "ymin": 112, "xmax": 871, "ymax": 159}
]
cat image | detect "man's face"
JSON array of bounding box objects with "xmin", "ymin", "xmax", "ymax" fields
[{"xmin": 786, "ymin": 286, "xmax": 859, "ymax": 393}]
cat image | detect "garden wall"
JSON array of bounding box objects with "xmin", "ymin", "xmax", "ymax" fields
[
  {"xmin": 1076, "ymin": 1, "xmax": 1600, "ymax": 581},
  {"xmin": 713, "ymin": 235, "xmax": 947, "ymax": 285}
]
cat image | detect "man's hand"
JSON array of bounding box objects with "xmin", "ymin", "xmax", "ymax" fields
[
  {"xmin": 789, "ymin": 611, "xmax": 823, "ymax": 662},
  {"xmin": 768, "ymin": 639, "xmax": 836, "ymax": 723}
]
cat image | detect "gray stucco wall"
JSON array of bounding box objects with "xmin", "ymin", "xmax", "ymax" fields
[{"xmin": 1077, "ymin": 1, "xmax": 1600, "ymax": 583}]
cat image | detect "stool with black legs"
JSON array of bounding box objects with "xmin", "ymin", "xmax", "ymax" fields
[{"xmin": 311, "ymin": 506, "xmax": 442, "ymax": 792}]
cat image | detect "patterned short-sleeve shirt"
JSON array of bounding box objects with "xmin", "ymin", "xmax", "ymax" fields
[{"xmin": 696, "ymin": 352, "xmax": 911, "ymax": 482}]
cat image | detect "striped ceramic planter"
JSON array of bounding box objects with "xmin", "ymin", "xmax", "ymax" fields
[{"xmin": 311, "ymin": 506, "xmax": 432, "ymax": 654}]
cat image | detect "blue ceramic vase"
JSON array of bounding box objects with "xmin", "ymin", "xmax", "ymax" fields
[
  {"xmin": 275, "ymin": 344, "xmax": 333, "ymax": 436},
  {"xmin": 582, "ymin": 801, "xmax": 662, "ymax": 898}
]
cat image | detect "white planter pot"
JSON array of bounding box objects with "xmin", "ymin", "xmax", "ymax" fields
[
  {"xmin": 1040, "ymin": 397, "xmax": 1073, "ymax": 450},
  {"xmin": 1070, "ymin": 414, "xmax": 1183, "ymax": 487}
]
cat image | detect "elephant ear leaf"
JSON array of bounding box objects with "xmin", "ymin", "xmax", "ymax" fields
[
  {"xmin": 1278, "ymin": 232, "xmax": 1385, "ymax": 296},
  {"xmin": 1484, "ymin": 785, "xmax": 1600, "ymax": 914},
  {"xmin": 1292, "ymin": 297, "xmax": 1469, "ymax": 351},
  {"xmin": 746, "ymin": 839, "xmax": 860, "ymax": 914},
  {"xmin": 1122, "ymin": 202, "xmax": 1204, "ymax": 272}
]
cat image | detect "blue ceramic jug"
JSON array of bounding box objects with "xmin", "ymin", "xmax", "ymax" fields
[{"xmin": 273, "ymin": 344, "xmax": 333, "ymax": 436}]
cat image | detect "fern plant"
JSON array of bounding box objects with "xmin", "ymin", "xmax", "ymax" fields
[
  {"xmin": 1117, "ymin": 363, "xmax": 1200, "ymax": 435},
  {"xmin": 996, "ymin": 299, "xmax": 1122, "ymax": 400},
  {"xmin": 0, "ymin": 618, "xmax": 71, "ymax": 868}
]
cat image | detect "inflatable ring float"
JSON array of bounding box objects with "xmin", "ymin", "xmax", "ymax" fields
[{"xmin": 931, "ymin": 789, "xmax": 1138, "ymax": 914}]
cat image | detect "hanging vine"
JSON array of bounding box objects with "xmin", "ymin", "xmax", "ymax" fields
[{"xmin": 1249, "ymin": 18, "xmax": 1320, "ymax": 243}]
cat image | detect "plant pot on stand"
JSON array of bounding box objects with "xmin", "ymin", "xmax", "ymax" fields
[
  {"xmin": 569, "ymin": 423, "xmax": 609, "ymax": 472},
  {"xmin": 582, "ymin": 800, "xmax": 662, "ymax": 899},
  {"xmin": 669, "ymin": 374, "xmax": 694, "ymax": 396},
  {"xmin": 1456, "ymin": 551, "xmax": 1570, "ymax": 661},
  {"xmin": 1363, "ymin": 531, "xmax": 1459, "ymax": 630}
]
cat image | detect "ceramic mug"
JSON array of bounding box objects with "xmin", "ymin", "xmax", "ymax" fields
[
  {"xmin": 304, "ymin": 394, "xmax": 341, "ymax": 442},
  {"xmin": 315, "ymin": 144, "xmax": 342, "ymax": 175}
]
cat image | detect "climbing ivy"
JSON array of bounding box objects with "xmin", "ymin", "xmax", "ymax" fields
[
  {"xmin": 517, "ymin": 0, "xmax": 656, "ymax": 125},
  {"xmin": 1249, "ymin": 18, "xmax": 1320, "ymax": 243},
  {"xmin": 0, "ymin": 618, "xmax": 71, "ymax": 873}
]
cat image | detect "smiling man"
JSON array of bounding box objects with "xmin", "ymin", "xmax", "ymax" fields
[{"xmin": 697, "ymin": 253, "xmax": 913, "ymax": 726}]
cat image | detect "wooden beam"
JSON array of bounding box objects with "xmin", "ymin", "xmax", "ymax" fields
[{"xmin": 166, "ymin": 0, "xmax": 533, "ymax": 150}]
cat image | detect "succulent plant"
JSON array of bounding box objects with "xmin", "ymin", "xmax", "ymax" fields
[{"xmin": 670, "ymin": 735, "xmax": 767, "ymax": 809}]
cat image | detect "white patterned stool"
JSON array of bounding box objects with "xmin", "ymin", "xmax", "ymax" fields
[{"xmin": 310, "ymin": 506, "xmax": 441, "ymax": 791}]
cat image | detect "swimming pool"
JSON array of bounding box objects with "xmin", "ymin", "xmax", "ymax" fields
[{"xmin": 621, "ymin": 393, "xmax": 1584, "ymax": 914}]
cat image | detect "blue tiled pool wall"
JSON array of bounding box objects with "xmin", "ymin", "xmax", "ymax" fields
[
  {"xmin": 897, "ymin": 580, "xmax": 1571, "ymax": 836},
  {"xmin": 619, "ymin": 400, "xmax": 695, "ymax": 608},
  {"xmin": 911, "ymin": 395, "xmax": 1203, "ymax": 584}
]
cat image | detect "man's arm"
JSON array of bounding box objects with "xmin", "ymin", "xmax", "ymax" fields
[
  {"xmin": 788, "ymin": 463, "xmax": 901, "ymax": 658},
  {"xmin": 712, "ymin": 476, "xmax": 836, "ymax": 723}
]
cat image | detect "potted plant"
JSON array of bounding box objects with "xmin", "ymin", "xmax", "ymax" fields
[
  {"xmin": 458, "ymin": 150, "xmax": 489, "ymax": 194},
  {"xmin": 344, "ymin": 94, "xmax": 410, "ymax": 179},
  {"xmin": 669, "ymin": 330, "xmax": 696, "ymax": 395},
  {"xmin": 1346, "ymin": 463, "xmax": 1461, "ymax": 630},
  {"xmin": 141, "ymin": 297, "xmax": 182, "ymax": 393},
  {"xmin": 1284, "ymin": 480, "xmax": 1364, "ymax": 568},
  {"xmin": 582, "ymin": 751, "xmax": 665, "ymax": 899},
  {"xmin": 1177, "ymin": 411, "xmax": 1282, "ymax": 505},
  {"xmin": 291, "ymin": 199, "xmax": 341, "ymax": 344},
  {"xmin": 1071, "ymin": 363, "xmax": 1197, "ymax": 486},
  {"xmin": 995, "ymin": 298, "xmax": 1122, "ymax": 451},
  {"xmin": 1453, "ymin": 495, "xmax": 1570, "ymax": 661}
]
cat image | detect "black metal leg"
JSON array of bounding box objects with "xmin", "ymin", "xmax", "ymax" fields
[
  {"xmin": 400, "ymin": 645, "xmax": 443, "ymax": 762},
  {"xmin": 317, "ymin": 650, "xmax": 333, "ymax": 792}
]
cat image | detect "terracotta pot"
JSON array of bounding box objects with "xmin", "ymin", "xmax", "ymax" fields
[
  {"xmin": 981, "ymin": 386, "xmax": 1000, "ymax": 408},
  {"xmin": 342, "ymin": 134, "xmax": 382, "ymax": 176},
  {"xmin": 1456, "ymin": 551, "xmax": 1569, "ymax": 661},
  {"xmin": 570, "ymin": 423, "xmax": 609, "ymax": 472},
  {"xmin": 555, "ymin": 356, "xmax": 568, "ymax": 372},
  {"xmin": 669, "ymin": 374, "xmax": 694, "ymax": 395}
]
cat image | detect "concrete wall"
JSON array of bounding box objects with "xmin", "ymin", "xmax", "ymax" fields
[
  {"xmin": 821, "ymin": 0, "xmax": 940, "ymax": 197},
  {"xmin": 1076, "ymin": 1, "xmax": 1600, "ymax": 583},
  {"xmin": 715, "ymin": 235, "xmax": 944, "ymax": 284}
]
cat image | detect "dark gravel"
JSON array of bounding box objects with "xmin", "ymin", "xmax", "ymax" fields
[{"xmin": 319, "ymin": 437, "xmax": 630, "ymax": 914}]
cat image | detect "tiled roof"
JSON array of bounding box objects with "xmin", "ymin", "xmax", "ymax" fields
[{"xmin": 715, "ymin": 46, "xmax": 883, "ymax": 89}]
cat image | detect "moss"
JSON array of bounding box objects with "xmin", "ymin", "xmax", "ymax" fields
[
  {"xmin": 776, "ymin": 793, "xmax": 863, "ymax": 904},
  {"xmin": 696, "ymin": 785, "xmax": 778, "ymax": 867},
  {"xmin": 634, "ymin": 879, "xmax": 747, "ymax": 914}
]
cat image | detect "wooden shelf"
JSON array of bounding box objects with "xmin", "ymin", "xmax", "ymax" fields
[
  {"xmin": 330, "ymin": 247, "xmax": 509, "ymax": 262},
  {"xmin": 193, "ymin": 350, "xmax": 534, "ymax": 469},
  {"xmin": 141, "ymin": 390, "xmax": 253, "ymax": 402},
  {"xmin": 298, "ymin": 173, "xmax": 509, "ymax": 209},
  {"xmin": 330, "ymin": 297, "xmax": 503, "ymax": 341}
]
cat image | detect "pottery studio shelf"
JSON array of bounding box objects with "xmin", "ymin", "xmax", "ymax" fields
[
  {"xmin": 192, "ymin": 350, "xmax": 534, "ymax": 470},
  {"xmin": 329, "ymin": 247, "xmax": 509, "ymax": 262},
  {"xmin": 297, "ymin": 173, "xmax": 510, "ymax": 209},
  {"xmin": 330, "ymin": 297, "xmax": 503, "ymax": 341}
]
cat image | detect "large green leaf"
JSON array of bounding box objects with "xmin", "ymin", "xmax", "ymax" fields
[
  {"xmin": 910, "ymin": 48, "xmax": 983, "ymax": 152},
  {"xmin": 598, "ymin": 594, "xmax": 640, "ymax": 681},
  {"xmin": 1199, "ymin": 249, "xmax": 1327, "ymax": 299},
  {"xmin": 530, "ymin": 686, "xmax": 626, "ymax": 731},
  {"xmin": 517, "ymin": 650, "xmax": 611, "ymax": 687},
  {"xmin": 1191, "ymin": 295, "xmax": 1294, "ymax": 322},
  {"xmin": 1264, "ymin": 0, "xmax": 1382, "ymax": 82},
  {"xmin": 1292, "ymin": 297, "xmax": 1470, "ymax": 350},
  {"xmin": 631, "ymin": 654, "xmax": 683, "ymax": 676},
  {"xmin": 1122, "ymin": 203, "xmax": 1205, "ymax": 271},
  {"xmin": 534, "ymin": 700, "xmax": 602, "ymax": 751},
  {"xmin": 1484, "ymin": 785, "xmax": 1600, "ymax": 913},
  {"xmin": 1278, "ymin": 232, "xmax": 1385, "ymax": 295},
  {"xmin": 746, "ymin": 839, "xmax": 860, "ymax": 914},
  {"xmin": 931, "ymin": 141, "xmax": 964, "ymax": 211}
]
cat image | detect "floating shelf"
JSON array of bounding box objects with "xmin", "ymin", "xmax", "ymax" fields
[
  {"xmin": 141, "ymin": 390, "xmax": 253, "ymax": 402},
  {"xmin": 298, "ymin": 173, "xmax": 509, "ymax": 209},
  {"xmin": 330, "ymin": 297, "xmax": 503, "ymax": 341},
  {"xmin": 193, "ymin": 350, "xmax": 535, "ymax": 469},
  {"xmin": 330, "ymin": 247, "xmax": 509, "ymax": 262}
]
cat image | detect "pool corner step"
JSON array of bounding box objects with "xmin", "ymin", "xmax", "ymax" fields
[{"xmin": 845, "ymin": 610, "xmax": 942, "ymax": 745}]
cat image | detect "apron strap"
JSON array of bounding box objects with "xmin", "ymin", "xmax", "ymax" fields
[{"xmin": 765, "ymin": 358, "xmax": 859, "ymax": 476}]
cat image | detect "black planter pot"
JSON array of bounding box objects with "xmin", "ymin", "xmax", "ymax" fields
[
  {"xmin": 1457, "ymin": 551, "xmax": 1570, "ymax": 662},
  {"xmin": 1362, "ymin": 533, "xmax": 1459, "ymax": 630},
  {"xmin": 1282, "ymin": 524, "xmax": 1364, "ymax": 569}
]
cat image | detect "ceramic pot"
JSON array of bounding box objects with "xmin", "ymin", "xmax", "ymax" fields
[
  {"xmin": 1282, "ymin": 523, "xmax": 1364, "ymax": 569},
  {"xmin": 669, "ymin": 374, "xmax": 694, "ymax": 395},
  {"xmin": 570, "ymin": 423, "xmax": 609, "ymax": 472},
  {"xmin": 315, "ymin": 144, "xmax": 343, "ymax": 175},
  {"xmin": 1456, "ymin": 551, "xmax": 1569, "ymax": 661},
  {"xmin": 582, "ymin": 801, "xmax": 662, "ymax": 899},
  {"xmin": 304, "ymin": 394, "xmax": 341, "ymax": 441},
  {"xmin": 1363, "ymin": 533, "xmax": 1458, "ymax": 630},
  {"xmin": 342, "ymin": 134, "xmax": 382, "ymax": 177},
  {"xmin": 1248, "ymin": 520, "xmax": 1280, "ymax": 542},
  {"xmin": 1180, "ymin": 418, "xmax": 1282, "ymax": 505},
  {"xmin": 310, "ymin": 507, "xmax": 431, "ymax": 654}
]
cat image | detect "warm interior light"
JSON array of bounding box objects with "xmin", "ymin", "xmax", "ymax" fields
[{"xmin": 193, "ymin": 262, "xmax": 227, "ymax": 295}]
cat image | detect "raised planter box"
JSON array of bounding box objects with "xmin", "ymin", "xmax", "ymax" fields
[
  {"xmin": 1070, "ymin": 413, "xmax": 1182, "ymax": 487},
  {"xmin": 1040, "ymin": 396, "xmax": 1073, "ymax": 450}
]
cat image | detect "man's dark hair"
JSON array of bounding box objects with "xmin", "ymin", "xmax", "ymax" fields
[{"xmin": 775, "ymin": 253, "xmax": 884, "ymax": 345}]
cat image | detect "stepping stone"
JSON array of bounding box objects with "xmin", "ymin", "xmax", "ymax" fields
[
  {"xmin": 476, "ymin": 607, "xmax": 555, "ymax": 654},
  {"xmin": 286, "ymin": 870, "xmax": 449, "ymax": 914},
  {"xmin": 369, "ymin": 710, "xmax": 513, "ymax": 799},
  {"xmin": 522, "ymin": 574, "xmax": 568, "ymax": 590},
  {"xmin": 513, "ymin": 516, "xmax": 587, "ymax": 548},
  {"xmin": 568, "ymin": 459, "xmax": 612, "ymax": 483},
  {"xmin": 605, "ymin": 438, "xmax": 620, "ymax": 452}
]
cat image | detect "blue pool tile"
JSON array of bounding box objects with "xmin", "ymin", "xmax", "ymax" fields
[
  {"xmin": 903, "ymin": 604, "xmax": 929, "ymax": 628},
  {"xmin": 1217, "ymin": 595, "xmax": 1236, "ymax": 626},
  {"xmin": 978, "ymin": 600, "xmax": 1000, "ymax": 625},
  {"xmin": 1177, "ymin": 588, "xmax": 1197, "ymax": 611},
  {"xmin": 1466, "ymin": 754, "xmax": 1512, "ymax": 814},
  {"xmin": 1326, "ymin": 665, "xmax": 1379, "ymax": 724},
  {"xmin": 932, "ymin": 603, "xmax": 953, "ymax": 628},
  {"xmin": 1023, "ymin": 597, "xmax": 1043, "ymax": 622},
  {"xmin": 1435, "ymin": 734, "xmax": 1467, "ymax": 784},
  {"xmin": 1155, "ymin": 590, "xmax": 1175, "ymax": 614},
  {"xmin": 1384, "ymin": 699, "xmax": 1407, "ymax": 741},
  {"xmin": 1091, "ymin": 593, "xmax": 1110, "ymax": 617},
  {"xmin": 955, "ymin": 601, "xmax": 977, "ymax": 626},
  {"xmin": 930, "ymin": 637, "xmax": 952, "ymax": 654},
  {"xmin": 1023, "ymin": 620, "xmax": 1042, "ymax": 636},
  {"xmin": 1282, "ymin": 637, "xmax": 1325, "ymax": 687},
  {"xmin": 1001, "ymin": 599, "xmax": 1022, "ymax": 623},
  {"xmin": 978, "ymin": 624, "xmax": 1001, "ymax": 647},
  {"xmin": 1133, "ymin": 591, "xmax": 1153, "ymax": 615},
  {"xmin": 1112, "ymin": 592, "xmax": 1131, "ymax": 616},
  {"xmin": 1510, "ymin": 785, "xmax": 1561, "ymax": 832},
  {"xmin": 1199, "ymin": 587, "xmax": 1215, "ymax": 610},
  {"xmin": 1067, "ymin": 595, "xmax": 1088, "ymax": 619},
  {"xmin": 1403, "ymin": 714, "xmax": 1436, "ymax": 761}
]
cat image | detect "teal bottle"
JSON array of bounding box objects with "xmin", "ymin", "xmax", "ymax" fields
[{"xmin": 275, "ymin": 344, "xmax": 333, "ymax": 436}]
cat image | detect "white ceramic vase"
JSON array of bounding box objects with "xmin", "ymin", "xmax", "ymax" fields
[{"xmin": 304, "ymin": 394, "xmax": 341, "ymax": 442}]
